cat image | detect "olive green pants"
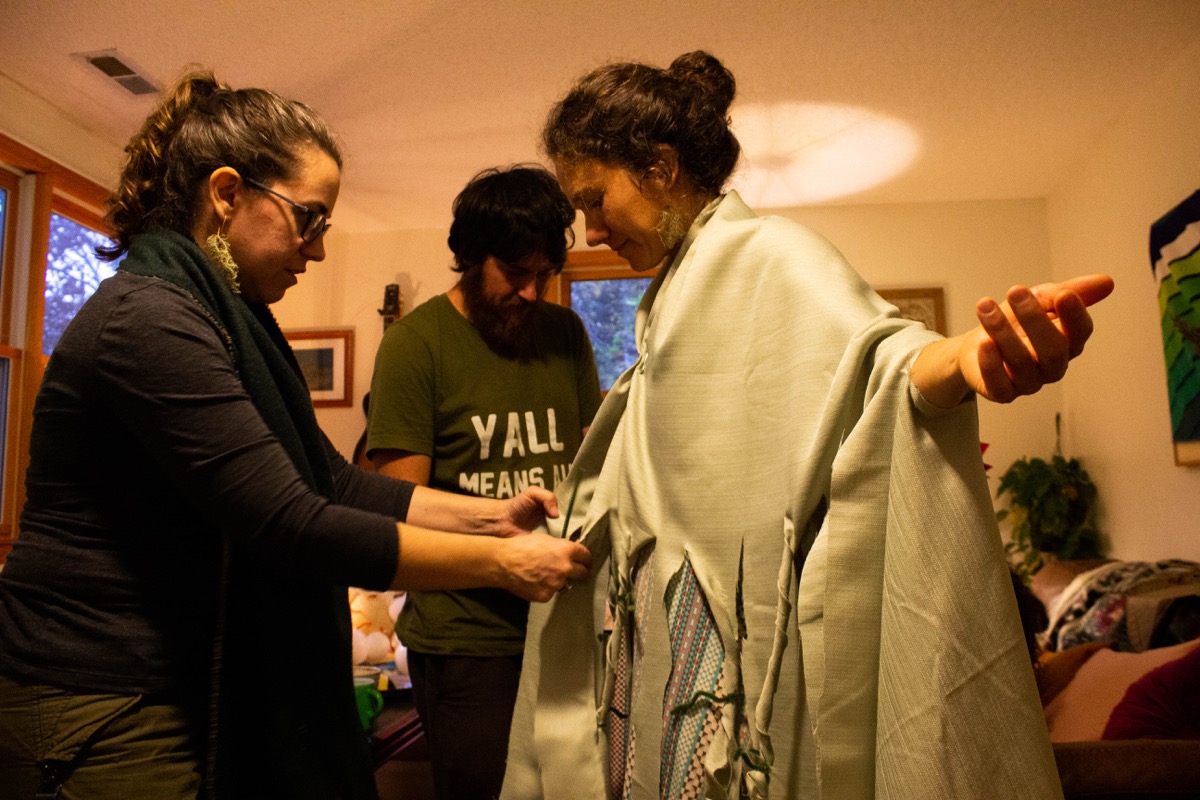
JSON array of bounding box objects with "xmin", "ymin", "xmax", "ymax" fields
[{"xmin": 0, "ymin": 671, "xmax": 202, "ymax": 800}]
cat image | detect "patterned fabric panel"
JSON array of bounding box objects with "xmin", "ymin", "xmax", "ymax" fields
[
  {"xmin": 660, "ymin": 556, "xmax": 728, "ymax": 799},
  {"xmin": 609, "ymin": 547, "xmax": 655, "ymax": 798},
  {"xmin": 607, "ymin": 550, "xmax": 740, "ymax": 800}
]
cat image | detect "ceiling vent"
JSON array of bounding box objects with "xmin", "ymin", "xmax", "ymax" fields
[{"xmin": 73, "ymin": 49, "xmax": 158, "ymax": 96}]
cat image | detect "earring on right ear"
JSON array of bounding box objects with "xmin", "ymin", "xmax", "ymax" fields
[
  {"xmin": 656, "ymin": 207, "xmax": 687, "ymax": 251},
  {"xmin": 204, "ymin": 216, "xmax": 241, "ymax": 294}
]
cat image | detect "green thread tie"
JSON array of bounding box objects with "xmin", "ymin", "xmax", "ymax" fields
[
  {"xmin": 561, "ymin": 473, "xmax": 581, "ymax": 540},
  {"xmin": 731, "ymin": 746, "xmax": 771, "ymax": 776},
  {"xmin": 670, "ymin": 689, "xmax": 745, "ymax": 716}
]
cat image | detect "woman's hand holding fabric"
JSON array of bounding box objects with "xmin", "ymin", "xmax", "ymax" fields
[
  {"xmin": 496, "ymin": 533, "xmax": 591, "ymax": 602},
  {"xmin": 490, "ymin": 487, "xmax": 560, "ymax": 538}
]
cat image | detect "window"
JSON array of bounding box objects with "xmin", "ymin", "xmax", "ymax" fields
[
  {"xmin": 0, "ymin": 181, "xmax": 8, "ymax": 237},
  {"xmin": 0, "ymin": 168, "xmax": 18, "ymax": 545},
  {"xmin": 550, "ymin": 251, "xmax": 656, "ymax": 392},
  {"xmin": 43, "ymin": 210, "xmax": 119, "ymax": 355},
  {"xmin": 569, "ymin": 272, "xmax": 651, "ymax": 390},
  {"xmin": 0, "ymin": 132, "xmax": 110, "ymax": 558},
  {"xmin": 0, "ymin": 166, "xmax": 18, "ymax": 349}
]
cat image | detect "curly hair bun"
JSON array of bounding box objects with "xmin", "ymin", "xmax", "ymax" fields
[
  {"xmin": 543, "ymin": 50, "xmax": 741, "ymax": 195},
  {"xmin": 668, "ymin": 51, "xmax": 737, "ymax": 116}
]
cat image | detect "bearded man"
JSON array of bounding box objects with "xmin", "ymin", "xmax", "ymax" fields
[{"xmin": 366, "ymin": 165, "xmax": 602, "ymax": 800}]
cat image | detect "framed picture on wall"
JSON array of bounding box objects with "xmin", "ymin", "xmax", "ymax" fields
[
  {"xmin": 1149, "ymin": 189, "xmax": 1200, "ymax": 466},
  {"xmin": 877, "ymin": 287, "xmax": 947, "ymax": 336},
  {"xmin": 283, "ymin": 328, "xmax": 354, "ymax": 408}
]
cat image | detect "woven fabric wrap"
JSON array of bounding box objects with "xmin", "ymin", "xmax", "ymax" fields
[{"xmin": 501, "ymin": 193, "xmax": 1061, "ymax": 800}]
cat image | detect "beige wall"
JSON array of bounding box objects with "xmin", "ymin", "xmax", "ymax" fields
[{"xmin": 1046, "ymin": 33, "xmax": 1200, "ymax": 562}]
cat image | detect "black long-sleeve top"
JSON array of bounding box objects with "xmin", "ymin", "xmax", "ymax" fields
[{"xmin": 0, "ymin": 271, "xmax": 411, "ymax": 696}]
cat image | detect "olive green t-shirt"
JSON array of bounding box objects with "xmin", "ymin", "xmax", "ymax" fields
[{"xmin": 367, "ymin": 294, "xmax": 602, "ymax": 655}]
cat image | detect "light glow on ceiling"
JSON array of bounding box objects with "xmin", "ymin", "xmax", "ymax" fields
[{"xmin": 730, "ymin": 102, "xmax": 920, "ymax": 207}]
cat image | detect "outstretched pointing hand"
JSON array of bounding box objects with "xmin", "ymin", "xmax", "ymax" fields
[{"xmin": 912, "ymin": 274, "xmax": 1114, "ymax": 408}]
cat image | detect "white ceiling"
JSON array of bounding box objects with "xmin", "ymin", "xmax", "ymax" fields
[{"xmin": 3, "ymin": 0, "xmax": 1199, "ymax": 233}]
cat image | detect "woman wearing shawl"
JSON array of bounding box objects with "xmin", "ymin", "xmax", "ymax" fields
[
  {"xmin": 0, "ymin": 72, "xmax": 589, "ymax": 799},
  {"xmin": 502, "ymin": 52, "xmax": 1112, "ymax": 799}
]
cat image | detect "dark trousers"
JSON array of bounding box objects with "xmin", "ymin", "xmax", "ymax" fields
[
  {"xmin": 407, "ymin": 651, "xmax": 522, "ymax": 800},
  {"xmin": 0, "ymin": 671, "xmax": 201, "ymax": 800}
]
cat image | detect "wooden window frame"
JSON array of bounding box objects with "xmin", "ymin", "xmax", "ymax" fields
[
  {"xmin": 0, "ymin": 168, "xmax": 20, "ymax": 348},
  {"xmin": 0, "ymin": 169, "xmax": 20, "ymax": 546},
  {"xmin": 547, "ymin": 249, "xmax": 647, "ymax": 306},
  {"xmin": 0, "ymin": 343, "xmax": 21, "ymax": 545},
  {"xmin": 0, "ymin": 132, "xmax": 109, "ymax": 559}
]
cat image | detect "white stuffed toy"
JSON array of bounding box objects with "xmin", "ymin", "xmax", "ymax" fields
[{"xmin": 348, "ymin": 588, "xmax": 408, "ymax": 675}]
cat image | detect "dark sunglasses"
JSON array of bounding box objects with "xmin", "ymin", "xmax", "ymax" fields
[{"xmin": 243, "ymin": 177, "xmax": 331, "ymax": 243}]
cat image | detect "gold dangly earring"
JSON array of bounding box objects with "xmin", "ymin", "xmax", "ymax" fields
[
  {"xmin": 204, "ymin": 216, "xmax": 240, "ymax": 294},
  {"xmin": 646, "ymin": 162, "xmax": 686, "ymax": 251},
  {"xmin": 656, "ymin": 206, "xmax": 687, "ymax": 251}
]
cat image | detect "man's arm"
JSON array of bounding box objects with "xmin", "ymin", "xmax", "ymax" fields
[{"xmin": 372, "ymin": 449, "xmax": 432, "ymax": 485}]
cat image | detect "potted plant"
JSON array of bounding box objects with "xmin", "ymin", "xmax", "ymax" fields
[{"xmin": 996, "ymin": 416, "xmax": 1101, "ymax": 581}]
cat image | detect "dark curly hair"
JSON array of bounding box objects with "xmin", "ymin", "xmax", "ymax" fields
[
  {"xmin": 447, "ymin": 164, "xmax": 576, "ymax": 273},
  {"xmin": 542, "ymin": 51, "xmax": 740, "ymax": 195},
  {"xmin": 98, "ymin": 69, "xmax": 342, "ymax": 260}
]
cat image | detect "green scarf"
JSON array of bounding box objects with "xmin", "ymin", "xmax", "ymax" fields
[
  {"xmin": 119, "ymin": 229, "xmax": 333, "ymax": 498},
  {"xmin": 120, "ymin": 229, "xmax": 374, "ymax": 798}
]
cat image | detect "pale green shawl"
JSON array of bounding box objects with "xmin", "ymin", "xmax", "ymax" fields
[{"xmin": 503, "ymin": 193, "xmax": 1060, "ymax": 799}]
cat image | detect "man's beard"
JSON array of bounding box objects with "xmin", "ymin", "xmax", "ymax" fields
[{"xmin": 460, "ymin": 267, "xmax": 541, "ymax": 360}]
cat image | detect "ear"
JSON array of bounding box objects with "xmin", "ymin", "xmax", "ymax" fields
[
  {"xmin": 204, "ymin": 166, "xmax": 242, "ymax": 223},
  {"xmin": 642, "ymin": 145, "xmax": 681, "ymax": 194}
]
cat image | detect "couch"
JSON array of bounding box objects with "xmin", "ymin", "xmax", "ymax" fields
[{"xmin": 1024, "ymin": 559, "xmax": 1200, "ymax": 799}]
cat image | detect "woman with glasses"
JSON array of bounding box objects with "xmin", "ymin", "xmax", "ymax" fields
[{"xmin": 0, "ymin": 71, "xmax": 590, "ymax": 799}]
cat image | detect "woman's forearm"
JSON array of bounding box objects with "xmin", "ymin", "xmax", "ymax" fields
[
  {"xmin": 388, "ymin": 522, "xmax": 591, "ymax": 602},
  {"xmin": 404, "ymin": 485, "xmax": 503, "ymax": 535},
  {"xmin": 910, "ymin": 334, "xmax": 974, "ymax": 409},
  {"xmin": 403, "ymin": 484, "xmax": 559, "ymax": 539},
  {"xmin": 389, "ymin": 522, "xmax": 504, "ymax": 590}
]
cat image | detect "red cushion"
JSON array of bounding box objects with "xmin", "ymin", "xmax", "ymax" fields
[
  {"xmin": 1044, "ymin": 638, "xmax": 1199, "ymax": 742},
  {"xmin": 1102, "ymin": 641, "xmax": 1200, "ymax": 740}
]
